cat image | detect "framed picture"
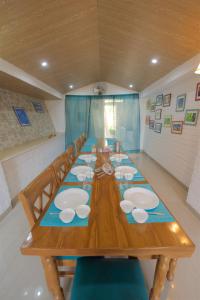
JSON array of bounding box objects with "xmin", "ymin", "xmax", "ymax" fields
[
  {"xmin": 149, "ymin": 120, "xmax": 155, "ymax": 130},
  {"xmin": 154, "ymin": 123, "xmax": 162, "ymax": 133},
  {"xmin": 164, "ymin": 115, "xmax": 172, "ymax": 128},
  {"xmin": 32, "ymin": 101, "xmax": 44, "ymax": 113},
  {"xmin": 184, "ymin": 109, "xmax": 199, "ymax": 126},
  {"xmin": 171, "ymin": 121, "xmax": 183, "ymax": 134},
  {"xmin": 155, "ymin": 109, "xmax": 162, "ymax": 120},
  {"xmin": 145, "ymin": 115, "xmax": 150, "ymax": 126},
  {"xmin": 195, "ymin": 82, "xmax": 200, "ymax": 101},
  {"xmin": 163, "ymin": 93, "xmax": 171, "ymax": 107},
  {"xmin": 176, "ymin": 94, "xmax": 186, "ymax": 112},
  {"xmin": 156, "ymin": 94, "xmax": 163, "ymax": 106},
  {"xmin": 13, "ymin": 107, "xmax": 31, "ymax": 126}
]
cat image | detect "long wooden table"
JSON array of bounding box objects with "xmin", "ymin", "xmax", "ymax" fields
[{"xmin": 20, "ymin": 146, "xmax": 195, "ymax": 300}]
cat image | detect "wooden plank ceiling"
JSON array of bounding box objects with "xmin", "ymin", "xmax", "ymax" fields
[{"xmin": 0, "ymin": 0, "xmax": 200, "ymax": 93}]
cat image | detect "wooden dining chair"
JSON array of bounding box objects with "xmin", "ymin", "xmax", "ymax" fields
[
  {"xmin": 74, "ymin": 137, "xmax": 82, "ymax": 155},
  {"xmin": 52, "ymin": 153, "xmax": 70, "ymax": 185},
  {"xmin": 18, "ymin": 166, "xmax": 76, "ymax": 277},
  {"xmin": 80, "ymin": 133, "xmax": 86, "ymax": 146},
  {"xmin": 66, "ymin": 145, "xmax": 75, "ymax": 165}
]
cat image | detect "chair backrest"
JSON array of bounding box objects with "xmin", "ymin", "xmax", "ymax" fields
[
  {"xmin": 80, "ymin": 133, "xmax": 86, "ymax": 146},
  {"xmin": 74, "ymin": 137, "xmax": 82, "ymax": 155},
  {"xmin": 18, "ymin": 166, "xmax": 58, "ymax": 228},
  {"xmin": 52, "ymin": 152, "xmax": 69, "ymax": 184},
  {"xmin": 66, "ymin": 145, "xmax": 75, "ymax": 164}
]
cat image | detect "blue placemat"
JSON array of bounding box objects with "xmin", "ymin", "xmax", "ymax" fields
[
  {"xmin": 119, "ymin": 184, "xmax": 174, "ymax": 224},
  {"xmin": 40, "ymin": 185, "xmax": 92, "ymax": 227},
  {"xmin": 110, "ymin": 157, "xmax": 135, "ymax": 166},
  {"xmin": 84, "ymin": 137, "xmax": 97, "ymax": 145},
  {"xmin": 63, "ymin": 171, "xmax": 93, "ymax": 183},
  {"xmin": 81, "ymin": 144, "xmax": 93, "ymax": 152}
]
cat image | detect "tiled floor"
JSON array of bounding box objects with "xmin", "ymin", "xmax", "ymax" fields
[{"xmin": 0, "ymin": 153, "xmax": 199, "ymax": 300}]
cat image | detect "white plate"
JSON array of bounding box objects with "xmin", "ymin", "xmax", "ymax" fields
[
  {"xmin": 59, "ymin": 208, "xmax": 75, "ymax": 223},
  {"xmin": 70, "ymin": 165, "xmax": 92, "ymax": 176},
  {"xmin": 132, "ymin": 208, "xmax": 148, "ymax": 223},
  {"xmin": 54, "ymin": 188, "xmax": 89, "ymax": 210},
  {"xmin": 115, "ymin": 166, "xmax": 138, "ymax": 176},
  {"xmin": 78, "ymin": 154, "xmax": 97, "ymax": 162},
  {"xmin": 110, "ymin": 154, "xmax": 128, "ymax": 161},
  {"xmin": 124, "ymin": 187, "xmax": 159, "ymax": 210}
]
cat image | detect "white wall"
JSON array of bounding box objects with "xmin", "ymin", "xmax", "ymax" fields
[
  {"xmin": 187, "ymin": 138, "xmax": 200, "ymax": 214},
  {"xmin": 0, "ymin": 164, "xmax": 11, "ymax": 215},
  {"xmin": 1, "ymin": 134, "xmax": 65, "ymax": 213},
  {"xmin": 45, "ymin": 98, "xmax": 65, "ymax": 133},
  {"xmin": 140, "ymin": 55, "xmax": 200, "ymax": 187},
  {"xmin": 67, "ymin": 81, "xmax": 136, "ymax": 95}
]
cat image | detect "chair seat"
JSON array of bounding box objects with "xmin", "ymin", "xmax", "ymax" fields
[
  {"xmin": 71, "ymin": 257, "xmax": 148, "ymax": 300},
  {"xmin": 56, "ymin": 256, "xmax": 79, "ymax": 260}
]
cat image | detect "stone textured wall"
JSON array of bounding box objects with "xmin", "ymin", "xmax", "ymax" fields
[{"xmin": 0, "ymin": 88, "xmax": 55, "ymax": 150}]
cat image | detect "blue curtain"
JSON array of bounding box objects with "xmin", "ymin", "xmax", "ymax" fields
[
  {"xmin": 65, "ymin": 95, "xmax": 91, "ymax": 147},
  {"xmin": 65, "ymin": 94, "xmax": 140, "ymax": 152}
]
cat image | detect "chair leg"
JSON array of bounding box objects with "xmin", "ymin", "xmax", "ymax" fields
[
  {"xmin": 41, "ymin": 256, "xmax": 64, "ymax": 300},
  {"xmin": 167, "ymin": 258, "xmax": 177, "ymax": 281}
]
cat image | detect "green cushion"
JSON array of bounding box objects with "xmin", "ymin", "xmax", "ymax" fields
[
  {"xmin": 71, "ymin": 257, "xmax": 148, "ymax": 300},
  {"xmin": 56, "ymin": 256, "xmax": 79, "ymax": 260}
]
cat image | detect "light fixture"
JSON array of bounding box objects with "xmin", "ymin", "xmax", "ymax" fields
[
  {"xmin": 41, "ymin": 61, "xmax": 48, "ymax": 67},
  {"xmin": 151, "ymin": 58, "xmax": 158, "ymax": 64},
  {"xmin": 194, "ymin": 63, "xmax": 200, "ymax": 74},
  {"xmin": 129, "ymin": 84, "xmax": 133, "ymax": 88},
  {"xmin": 69, "ymin": 84, "xmax": 74, "ymax": 89}
]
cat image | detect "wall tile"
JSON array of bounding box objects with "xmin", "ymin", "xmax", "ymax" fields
[{"xmin": 0, "ymin": 88, "xmax": 55, "ymax": 151}]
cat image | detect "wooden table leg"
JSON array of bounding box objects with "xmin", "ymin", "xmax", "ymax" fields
[
  {"xmin": 167, "ymin": 258, "xmax": 177, "ymax": 281},
  {"xmin": 150, "ymin": 256, "xmax": 170, "ymax": 300},
  {"xmin": 41, "ymin": 257, "xmax": 64, "ymax": 300}
]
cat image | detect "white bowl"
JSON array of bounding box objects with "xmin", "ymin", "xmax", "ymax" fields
[
  {"xmin": 86, "ymin": 170, "xmax": 94, "ymax": 179},
  {"xmin": 59, "ymin": 208, "xmax": 75, "ymax": 223},
  {"xmin": 115, "ymin": 171, "xmax": 122, "ymax": 179},
  {"xmin": 132, "ymin": 208, "xmax": 148, "ymax": 223},
  {"xmin": 124, "ymin": 172, "xmax": 134, "ymax": 180},
  {"xmin": 76, "ymin": 205, "xmax": 91, "ymax": 219},
  {"xmin": 77, "ymin": 173, "xmax": 87, "ymax": 181},
  {"xmin": 115, "ymin": 166, "xmax": 137, "ymax": 176},
  {"xmin": 85, "ymin": 158, "xmax": 92, "ymax": 163},
  {"xmin": 120, "ymin": 200, "xmax": 134, "ymax": 214}
]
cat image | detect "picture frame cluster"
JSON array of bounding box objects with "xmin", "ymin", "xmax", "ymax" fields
[{"xmin": 146, "ymin": 82, "xmax": 200, "ymax": 134}]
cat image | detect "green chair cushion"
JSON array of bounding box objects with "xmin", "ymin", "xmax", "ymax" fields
[
  {"xmin": 71, "ymin": 257, "xmax": 148, "ymax": 300},
  {"xmin": 56, "ymin": 256, "xmax": 79, "ymax": 260}
]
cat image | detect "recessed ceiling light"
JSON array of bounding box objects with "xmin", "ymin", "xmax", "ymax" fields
[
  {"xmin": 69, "ymin": 84, "xmax": 74, "ymax": 89},
  {"xmin": 129, "ymin": 84, "xmax": 133, "ymax": 88},
  {"xmin": 41, "ymin": 61, "xmax": 48, "ymax": 67},
  {"xmin": 151, "ymin": 58, "xmax": 158, "ymax": 64}
]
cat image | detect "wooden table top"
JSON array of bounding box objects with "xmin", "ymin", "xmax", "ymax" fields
[{"xmin": 21, "ymin": 150, "xmax": 195, "ymax": 258}]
